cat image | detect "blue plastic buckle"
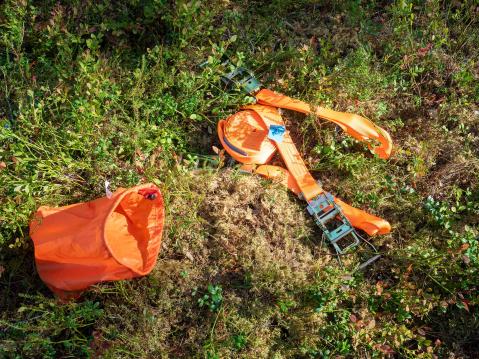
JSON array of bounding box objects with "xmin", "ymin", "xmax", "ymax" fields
[
  {"xmin": 307, "ymin": 192, "xmax": 360, "ymax": 254},
  {"xmin": 268, "ymin": 125, "xmax": 286, "ymax": 143}
]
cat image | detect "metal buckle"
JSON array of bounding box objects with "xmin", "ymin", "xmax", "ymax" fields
[
  {"xmin": 221, "ymin": 66, "xmax": 262, "ymax": 94},
  {"xmin": 307, "ymin": 192, "xmax": 360, "ymax": 255},
  {"xmin": 307, "ymin": 192, "xmax": 381, "ymax": 269},
  {"xmin": 198, "ymin": 56, "xmax": 262, "ymax": 94}
]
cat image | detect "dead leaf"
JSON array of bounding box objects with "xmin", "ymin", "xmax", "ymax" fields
[
  {"xmin": 218, "ymin": 149, "xmax": 225, "ymax": 161},
  {"xmin": 376, "ymin": 281, "xmax": 384, "ymax": 296},
  {"xmin": 417, "ymin": 43, "xmax": 432, "ymax": 57},
  {"xmin": 350, "ymin": 314, "xmax": 357, "ymax": 323},
  {"xmin": 406, "ymin": 264, "xmax": 413, "ymax": 275},
  {"xmin": 212, "ymin": 146, "xmax": 220, "ymax": 154},
  {"xmin": 0, "ymin": 162, "xmax": 6, "ymax": 170},
  {"xmin": 300, "ymin": 44, "xmax": 309, "ymax": 52},
  {"xmin": 375, "ymin": 344, "xmax": 394, "ymax": 354},
  {"xmin": 355, "ymin": 320, "xmax": 365, "ymax": 329},
  {"xmin": 135, "ymin": 161, "xmax": 144, "ymax": 174},
  {"xmin": 367, "ymin": 319, "xmax": 376, "ymax": 329},
  {"xmin": 148, "ymin": 147, "xmax": 162, "ymax": 167},
  {"xmin": 184, "ymin": 251, "xmax": 194, "ymax": 262},
  {"xmin": 401, "ymin": 54, "xmax": 412, "ymax": 69},
  {"xmin": 135, "ymin": 148, "xmax": 146, "ymax": 161}
]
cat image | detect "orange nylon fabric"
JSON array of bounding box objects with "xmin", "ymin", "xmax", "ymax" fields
[
  {"xmin": 218, "ymin": 110, "xmax": 277, "ymax": 165},
  {"xmin": 253, "ymin": 164, "xmax": 390, "ymax": 235},
  {"xmin": 245, "ymin": 104, "xmax": 323, "ymax": 201},
  {"xmin": 29, "ymin": 183, "xmax": 165, "ymax": 298},
  {"xmin": 255, "ymin": 165, "xmax": 302, "ymax": 194},
  {"xmin": 218, "ymin": 104, "xmax": 391, "ymax": 236},
  {"xmin": 255, "ymin": 89, "xmax": 392, "ymax": 159}
]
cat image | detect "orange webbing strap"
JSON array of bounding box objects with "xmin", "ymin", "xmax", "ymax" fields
[
  {"xmin": 276, "ymin": 134, "xmax": 323, "ymax": 200},
  {"xmin": 243, "ymin": 105, "xmax": 323, "ymax": 201},
  {"xmin": 218, "ymin": 105, "xmax": 391, "ymax": 236},
  {"xmin": 255, "ymin": 89, "xmax": 393, "ymax": 159},
  {"xmin": 252, "ymin": 164, "xmax": 390, "ymax": 235},
  {"xmin": 243, "ymin": 105, "xmax": 391, "ymax": 236},
  {"xmin": 254, "ymin": 165, "xmax": 302, "ymax": 194}
]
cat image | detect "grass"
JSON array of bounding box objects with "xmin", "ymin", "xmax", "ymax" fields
[{"xmin": 1, "ymin": 0, "xmax": 478, "ymax": 357}]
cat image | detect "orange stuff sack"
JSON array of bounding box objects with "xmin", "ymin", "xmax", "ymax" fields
[{"xmin": 29, "ymin": 183, "xmax": 165, "ymax": 298}]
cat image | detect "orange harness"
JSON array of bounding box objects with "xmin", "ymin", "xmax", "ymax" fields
[{"xmin": 218, "ymin": 88, "xmax": 392, "ymax": 255}]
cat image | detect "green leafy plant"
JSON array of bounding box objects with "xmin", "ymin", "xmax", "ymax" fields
[
  {"xmin": 0, "ymin": 297, "xmax": 102, "ymax": 358},
  {"xmin": 198, "ymin": 284, "xmax": 223, "ymax": 312},
  {"xmin": 231, "ymin": 333, "xmax": 247, "ymax": 350}
]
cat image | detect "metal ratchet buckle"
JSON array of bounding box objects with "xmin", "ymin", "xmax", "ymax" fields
[
  {"xmin": 307, "ymin": 192, "xmax": 381, "ymax": 269},
  {"xmin": 198, "ymin": 55, "xmax": 262, "ymax": 94}
]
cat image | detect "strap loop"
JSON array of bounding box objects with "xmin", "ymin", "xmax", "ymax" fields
[{"xmin": 255, "ymin": 89, "xmax": 393, "ymax": 159}]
